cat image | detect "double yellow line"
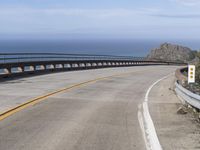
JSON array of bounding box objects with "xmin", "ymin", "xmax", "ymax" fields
[
  {"xmin": 0, "ymin": 69, "xmax": 152, "ymax": 121},
  {"xmin": 0, "ymin": 71, "xmax": 135, "ymax": 121}
]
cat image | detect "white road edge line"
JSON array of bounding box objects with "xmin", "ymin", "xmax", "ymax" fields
[{"xmin": 138, "ymin": 74, "xmax": 171, "ymax": 150}]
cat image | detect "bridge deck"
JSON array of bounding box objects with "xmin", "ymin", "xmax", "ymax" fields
[{"xmin": 0, "ymin": 65, "xmax": 179, "ymax": 150}]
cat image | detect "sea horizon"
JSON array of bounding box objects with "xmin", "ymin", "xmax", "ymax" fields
[{"xmin": 0, "ymin": 38, "xmax": 199, "ymax": 57}]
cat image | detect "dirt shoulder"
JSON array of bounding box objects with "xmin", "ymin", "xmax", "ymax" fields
[{"xmin": 149, "ymin": 74, "xmax": 200, "ymax": 150}]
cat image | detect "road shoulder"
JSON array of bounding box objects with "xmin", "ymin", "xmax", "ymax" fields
[{"xmin": 149, "ymin": 74, "xmax": 200, "ymax": 150}]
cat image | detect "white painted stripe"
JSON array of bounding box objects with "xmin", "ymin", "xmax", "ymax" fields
[
  {"xmin": 138, "ymin": 104, "xmax": 150, "ymax": 150},
  {"xmin": 138, "ymin": 74, "xmax": 171, "ymax": 150}
]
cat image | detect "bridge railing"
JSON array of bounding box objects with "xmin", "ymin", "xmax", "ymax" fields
[
  {"xmin": 0, "ymin": 53, "xmax": 186, "ymax": 80},
  {"xmin": 0, "ymin": 53, "xmax": 145, "ymax": 64}
]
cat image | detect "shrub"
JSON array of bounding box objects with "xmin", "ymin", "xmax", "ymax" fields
[
  {"xmin": 196, "ymin": 62, "xmax": 200, "ymax": 84},
  {"xmin": 195, "ymin": 51, "xmax": 200, "ymax": 84}
]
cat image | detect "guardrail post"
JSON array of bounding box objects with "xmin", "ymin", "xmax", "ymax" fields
[
  {"xmin": 29, "ymin": 66, "xmax": 35, "ymax": 71},
  {"xmin": 79, "ymin": 63, "xmax": 85, "ymax": 68},
  {"xmin": 92, "ymin": 63, "xmax": 97, "ymax": 68},
  {"xmin": 4, "ymin": 68, "xmax": 11, "ymax": 74},
  {"xmin": 40, "ymin": 65, "xmax": 46, "ymax": 70},
  {"xmin": 66, "ymin": 64, "xmax": 70, "ymax": 68},
  {"xmin": 18, "ymin": 66, "xmax": 24, "ymax": 73},
  {"xmin": 103, "ymin": 62, "xmax": 107, "ymax": 66},
  {"xmin": 55, "ymin": 64, "xmax": 63, "ymax": 69},
  {"xmin": 83, "ymin": 63, "xmax": 86, "ymax": 68},
  {"xmin": 97, "ymin": 62, "xmax": 102, "ymax": 67}
]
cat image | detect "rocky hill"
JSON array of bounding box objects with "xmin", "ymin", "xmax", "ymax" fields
[{"xmin": 147, "ymin": 43, "xmax": 196, "ymax": 62}]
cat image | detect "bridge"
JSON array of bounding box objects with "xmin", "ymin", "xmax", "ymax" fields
[
  {"xmin": 0, "ymin": 53, "xmax": 184, "ymax": 79},
  {"xmin": 0, "ymin": 53, "xmax": 190, "ymax": 150}
]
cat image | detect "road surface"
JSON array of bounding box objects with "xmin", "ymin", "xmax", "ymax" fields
[{"xmin": 0, "ymin": 66, "xmax": 178, "ymax": 150}]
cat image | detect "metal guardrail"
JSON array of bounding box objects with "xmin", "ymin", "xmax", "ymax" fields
[
  {"xmin": 0, "ymin": 53, "xmax": 186, "ymax": 80},
  {"xmin": 175, "ymin": 81, "xmax": 200, "ymax": 109},
  {"xmin": 0, "ymin": 53, "xmax": 145, "ymax": 64}
]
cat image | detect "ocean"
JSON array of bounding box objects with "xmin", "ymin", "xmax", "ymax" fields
[{"xmin": 0, "ymin": 39, "xmax": 199, "ymax": 57}]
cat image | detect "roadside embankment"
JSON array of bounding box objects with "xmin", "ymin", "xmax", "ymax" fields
[
  {"xmin": 175, "ymin": 67, "xmax": 187, "ymax": 83},
  {"xmin": 174, "ymin": 67, "xmax": 200, "ymax": 126},
  {"xmin": 148, "ymin": 74, "xmax": 200, "ymax": 150}
]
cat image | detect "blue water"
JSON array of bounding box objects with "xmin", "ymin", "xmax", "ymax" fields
[{"xmin": 0, "ymin": 39, "xmax": 199, "ymax": 57}]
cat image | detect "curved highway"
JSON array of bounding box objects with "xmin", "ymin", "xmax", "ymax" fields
[{"xmin": 0, "ymin": 66, "xmax": 178, "ymax": 150}]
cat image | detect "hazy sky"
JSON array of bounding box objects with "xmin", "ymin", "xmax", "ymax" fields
[{"xmin": 0, "ymin": 0, "xmax": 200, "ymax": 39}]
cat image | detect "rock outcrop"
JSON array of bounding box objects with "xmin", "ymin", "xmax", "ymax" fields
[{"xmin": 147, "ymin": 43, "xmax": 195, "ymax": 62}]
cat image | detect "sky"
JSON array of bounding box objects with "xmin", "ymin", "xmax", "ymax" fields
[{"xmin": 0, "ymin": 0, "xmax": 200, "ymax": 40}]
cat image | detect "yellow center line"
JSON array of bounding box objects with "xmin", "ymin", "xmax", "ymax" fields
[{"xmin": 0, "ymin": 69, "xmax": 151, "ymax": 121}]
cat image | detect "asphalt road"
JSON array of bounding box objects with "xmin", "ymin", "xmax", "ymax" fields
[{"xmin": 0, "ymin": 66, "xmax": 178, "ymax": 150}]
